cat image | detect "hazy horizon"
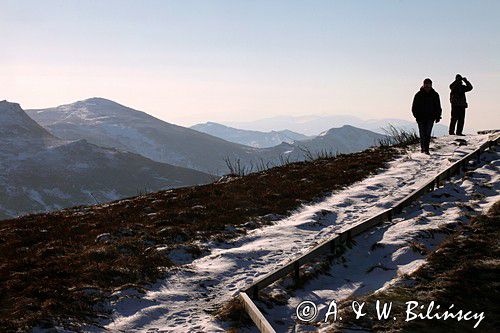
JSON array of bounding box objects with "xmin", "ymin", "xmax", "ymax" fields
[
  {"xmin": 2, "ymin": 0, "xmax": 499, "ymax": 129},
  {"xmin": 19, "ymin": 96, "xmax": 433, "ymax": 131}
]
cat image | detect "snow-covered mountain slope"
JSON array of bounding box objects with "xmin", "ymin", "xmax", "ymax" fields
[
  {"xmin": 190, "ymin": 122, "xmax": 311, "ymax": 148},
  {"xmin": 293, "ymin": 125, "xmax": 387, "ymax": 155},
  {"xmin": 27, "ymin": 99, "xmax": 393, "ymax": 175},
  {"xmin": 100, "ymin": 134, "xmax": 496, "ymax": 333},
  {"xmin": 251, "ymin": 125, "xmax": 386, "ymax": 164},
  {"xmin": 0, "ymin": 100, "xmax": 54, "ymax": 140},
  {"xmin": 0, "ymin": 100, "xmax": 212, "ymax": 220},
  {"xmin": 27, "ymin": 98, "xmax": 260, "ymax": 175},
  {"xmin": 190, "ymin": 123, "xmax": 386, "ymax": 165},
  {"xmin": 226, "ymin": 114, "xmax": 449, "ymax": 136},
  {"xmin": 0, "ymin": 100, "xmax": 59, "ymax": 159}
]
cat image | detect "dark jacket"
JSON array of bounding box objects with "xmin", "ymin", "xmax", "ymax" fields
[
  {"xmin": 412, "ymin": 87, "xmax": 442, "ymax": 122},
  {"xmin": 450, "ymin": 79, "xmax": 473, "ymax": 108}
]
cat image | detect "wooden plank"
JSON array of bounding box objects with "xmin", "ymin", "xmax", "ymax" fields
[
  {"xmin": 244, "ymin": 261, "xmax": 294, "ymax": 296},
  {"xmin": 245, "ymin": 210, "xmax": 392, "ymax": 295},
  {"xmin": 348, "ymin": 209, "xmax": 391, "ymax": 236},
  {"xmin": 244, "ymin": 234, "xmax": 340, "ymax": 294},
  {"xmin": 393, "ymin": 178, "xmax": 435, "ymax": 213},
  {"xmin": 435, "ymin": 136, "xmax": 498, "ymax": 183},
  {"xmin": 240, "ymin": 292, "xmax": 276, "ymax": 333}
]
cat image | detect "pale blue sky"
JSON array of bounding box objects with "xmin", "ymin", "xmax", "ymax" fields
[{"xmin": 1, "ymin": 0, "xmax": 499, "ymax": 129}]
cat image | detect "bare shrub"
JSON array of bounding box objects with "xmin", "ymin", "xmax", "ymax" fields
[{"xmin": 378, "ymin": 124, "xmax": 419, "ymax": 147}]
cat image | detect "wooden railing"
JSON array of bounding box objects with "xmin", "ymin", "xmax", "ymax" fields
[{"xmin": 239, "ymin": 134, "xmax": 499, "ymax": 333}]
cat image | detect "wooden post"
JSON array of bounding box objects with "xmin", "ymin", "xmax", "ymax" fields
[
  {"xmin": 330, "ymin": 238, "xmax": 337, "ymax": 254},
  {"xmin": 253, "ymin": 286, "xmax": 259, "ymax": 300},
  {"xmin": 293, "ymin": 262, "xmax": 300, "ymax": 282}
]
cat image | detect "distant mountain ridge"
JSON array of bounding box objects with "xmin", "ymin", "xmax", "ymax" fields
[
  {"xmin": 190, "ymin": 122, "xmax": 311, "ymax": 148},
  {"xmin": 0, "ymin": 100, "xmax": 212, "ymax": 220},
  {"xmin": 27, "ymin": 98, "xmax": 260, "ymax": 175},
  {"xmin": 225, "ymin": 114, "xmax": 449, "ymax": 136},
  {"xmin": 28, "ymin": 98, "xmax": 389, "ymax": 176},
  {"xmin": 302, "ymin": 125, "xmax": 386, "ymax": 153},
  {"xmin": 273, "ymin": 125, "xmax": 387, "ymax": 161},
  {"xmin": 190, "ymin": 119, "xmax": 388, "ymax": 160},
  {"xmin": 3, "ymin": 98, "xmax": 393, "ymax": 218}
]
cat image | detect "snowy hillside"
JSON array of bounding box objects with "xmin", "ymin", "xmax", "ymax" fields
[
  {"xmin": 249, "ymin": 125, "xmax": 387, "ymax": 165},
  {"xmin": 27, "ymin": 98, "xmax": 260, "ymax": 175},
  {"xmin": 226, "ymin": 114, "xmax": 449, "ymax": 136},
  {"xmin": 190, "ymin": 122, "xmax": 311, "ymax": 148},
  {"xmin": 293, "ymin": 125, "xmax": 387, "ymax": 155},
  {"xmin": 190, "ymin": 123, "xmax": 387, "ymax": 166},
  {"xmin": 0, "ymin": 100, "xmax": 212, "ymax": 219}
]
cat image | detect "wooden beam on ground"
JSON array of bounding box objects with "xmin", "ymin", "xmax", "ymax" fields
[{"xmin": 239, "ymin": 292, "xmax": 276, "ymax": 333}]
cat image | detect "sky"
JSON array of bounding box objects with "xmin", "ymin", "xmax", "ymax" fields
[{"xmin": 1, "ymin": 0, "xmax": 499, "ymax": 129}]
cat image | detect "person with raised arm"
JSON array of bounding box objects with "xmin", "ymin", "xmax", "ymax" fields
[{"xmin": 449, "ymin": 74, "xmax": 473, "ymax": 136}]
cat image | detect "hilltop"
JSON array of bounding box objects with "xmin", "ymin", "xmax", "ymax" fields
[{"xmin": 0, "ymin": 100, "xmax": 212, "ymax": 219}]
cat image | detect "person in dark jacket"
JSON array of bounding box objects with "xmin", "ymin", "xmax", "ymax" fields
[
  {"xmin": 449, "ymin": 74, "xmax": 473, "ymax": 136},
  {"xmin": 412, "ymin": 78, "xmax": 442, "ymax": 154}
]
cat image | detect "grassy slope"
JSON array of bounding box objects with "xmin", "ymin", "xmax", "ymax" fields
[
  {"xmin": 330, "ymin": 200, "xmax": 500, "ymax": 333},
  {"xmin": 0, "ymin": 146, "xmax": 398, "ymax": 331}
]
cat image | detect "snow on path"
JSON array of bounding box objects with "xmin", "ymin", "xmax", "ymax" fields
[
  {"xmin": 102, "ymin": 135, "xmax": 492, "ymax": 333},
  {"xmin": 260, "ymin": 144, "xmax": 499, "ymax": 333}
]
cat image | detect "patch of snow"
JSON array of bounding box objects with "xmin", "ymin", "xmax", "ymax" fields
[
  {"xmin": 27, "ymin": 189, "xmax": 48, "ymax": 208},
  {"xmin": 42, "ymin": 188, "xmax": 72, "ymax": 200}
]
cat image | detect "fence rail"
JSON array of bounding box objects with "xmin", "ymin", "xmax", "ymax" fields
[{"xmin": 239, "ymin": 134, "xmax": 499, "ymax": 333}]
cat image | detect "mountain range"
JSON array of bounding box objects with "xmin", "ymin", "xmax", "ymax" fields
[
  {"xmin": 27, "ymin": 98, "xmax": 387, "ymax": 175},
  {"xmin": 224, "ymin": 114, "xmax": 448, "ymax": 136},
  {"xmin": 190, "ymin": 122, "xmax": 311, "ymax": 148},
  {"xmin": 27, "ymin": 98, "xmax": 261, "ymax": 175},
  {"xmin": 1, "ymin": 97, "xmax": 390, "ymax": 219},
  {"xmin": 0, "ymin": 100, "xmax": 212, "ymax": 220},
  {"xmin": 293, "ymin": 125, "xmax": 387, "ymax": 155}
]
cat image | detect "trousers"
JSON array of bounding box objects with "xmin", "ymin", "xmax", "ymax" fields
[
  {"xmin": 417, "ymin": 119, "xmax": 434, "ymax": 153},
  {"xmin": 449, "ymin": 105, "xmax": 466, "ymax": 135}
]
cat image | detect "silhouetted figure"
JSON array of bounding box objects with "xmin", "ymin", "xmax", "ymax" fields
[
  {"xmin": 412, "ymin": 78, "xmax": 442, "ymax": 155},
  {"xmin": 449, "ymin": 74, "xmax": 473, "ymax": 136}
]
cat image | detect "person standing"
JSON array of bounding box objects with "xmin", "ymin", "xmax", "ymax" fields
[
  {"xmin": 449, "ymin": 74, "xmax": 473, "ymax": 136},
  {"xmin": 412, "ymin": 78, "xmax": 442, "ymax": 155}
]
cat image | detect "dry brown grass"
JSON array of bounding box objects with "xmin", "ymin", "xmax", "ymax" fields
[
  {"xmin": 216, "ymin": 297, "xmax": 253, "ymax": 331},
  {"xmin": 0, "ymin": 146, "xmax": 398, "ymax": 331}
]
